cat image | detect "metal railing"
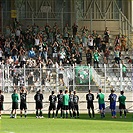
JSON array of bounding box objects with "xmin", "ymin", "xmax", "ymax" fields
[{"xmin": 0, "ymin": 64, "xmax": 132, "ymax": 93}]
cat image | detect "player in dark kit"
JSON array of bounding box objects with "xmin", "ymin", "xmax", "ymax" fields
[
  {"xmin": 86, "ymin": 90, "xmax": 95, "ymax": 118},
  {"xmin": 55, "ymin": 90, "xmax": 63, "ymax": 118},
  {"xmin": 118, "ymin": 90, "xmax": 126, "ymax": 118},
  {"xmin": 69, "ymin": 90, "xmax": 74, "ymax": 118},
  {"xmin": 48, "ymin": 91, "xmax": 57, "ymax": 118},
  {"xmin": 73, "ymin": 90, "xmax": 79, "ymax": 118},
  {"xmin": 34, "ymin": 89, "xmax": 44, "ymax": 118},
  {"xmin": 0, "ymin": 90, "xmax": 4, "ymax": 119},
  {"xmin": 20, "ymin": 86, "xmax": 28, "ymax": 118}
]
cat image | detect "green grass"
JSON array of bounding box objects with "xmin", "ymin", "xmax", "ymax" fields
[{"xmin": 0, "ymin": 113, "xmax": 133, "ymax": 133}]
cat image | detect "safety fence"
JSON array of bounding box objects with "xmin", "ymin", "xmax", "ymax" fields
[{"xmin": 0, "ymin": 64, "xmax": 132, "ymax": 93}]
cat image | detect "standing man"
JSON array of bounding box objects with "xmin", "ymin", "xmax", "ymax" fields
[
  {"xmin": 34, "ymin": 89, "xmax": 44, "ymax": 118},
  {"xmin": 56, "ymin": 90, "xmax": 63, "ymax": 118},
  {"xmin": 69, "ymin": 90, "xmax": 74, "ymax": 118},
  {"xmin": 10, "ymin": 89, "xmax": 19, "ymax": 118},
  {"xmin": 63, "ymin": 89, "xmax": 69, "ymax": 118},
  {"xmin": 0, "ymin": 90, "xmax": 4, "ymax": 119},
  {"xmin": 96, "ymin": 89, "xmax": 105, "ymax": 118},
  {"xmin": 108, "ymin": 89, "xmax": 117, "ymax": 118},
  {"xmin": 118, "ymin": 90, "xmax": 126, "ymax": 118},
  {"xmin": 20, "ymin": 86, "xmax": 28, "ymax": 118},
  {"xmin": 73, "ymin": 90, "xmax": 79, "ymax": 118},
  {"xmin": 86, "ymin": 90, "xmax": 95, "ymax": 118},
  {"xmin": 48, "ymin": 91, "xmax": 57, "ymax": 118}
]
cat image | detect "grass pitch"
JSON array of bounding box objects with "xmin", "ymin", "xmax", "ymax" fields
[{"xmin": 0, "ymin": 113, "xmax": 133, "ymax": 133}]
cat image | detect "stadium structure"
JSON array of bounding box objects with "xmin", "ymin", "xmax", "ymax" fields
[{"xmin": 0, "ymin": 0, "xmax": 133, "ymax": 113}]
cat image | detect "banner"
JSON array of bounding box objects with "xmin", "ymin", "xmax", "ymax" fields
[{"xmin": 75, "ymin": 66, "xmax": 92, "ymax": 84}]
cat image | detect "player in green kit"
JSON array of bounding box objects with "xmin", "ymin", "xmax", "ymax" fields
[
  {"xmin": 118, "ymin": 90, "xmax": 126, "ymax": 118},
  {"xmin": 96, "ymin": 89, "xmax": 105, "ymax": 118},
  {"xmin": 10, "ymin": 89, "xmax": 19, "ymax": 118},
  {"xmin": 63, "ymin": 89, "xmax": 69, "ymax": 118}
]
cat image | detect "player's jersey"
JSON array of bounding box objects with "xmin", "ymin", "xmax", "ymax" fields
[
  {"xmin": 20, "ymin": 93, "xmax": 27, "ymax": 103},
  {"xmin": 12, "ymin": 93, "xmax": 19, "ymax": 102},
  {"xmin": 108, "ymin": 93, "xmax": 117, "ymax": 103},
  {"xmin": 63, "ymin": 94, "xmax": 69, "ymax": 106},
  {"xmin": 86, "ymin": 93, "xmax": 94, "ymax": 104},
  {"xmin": 49, "ymin": 95, "xmax": 57, "ymax": 104},
  {"xmin": 118, "ymin": 95, "xmax": 126, "ymax": 105},
  {"xmin": 0, "ymin": 94, "xmax": 4, "ymax": 103},
  {"xmin": 97, "ymin": 93, "xmax": 105, "ymax": 104},
  {"xmin": 34, "ymin": 93, "xmax": 43, "ymax": 103},
  {"xmin": 73, "ymin": 95, "xmax": 79, "ymax": 105},
  {"xmin": 57, "ymin": 94, "xmax": 63, "ymax": 104},
  {"xmin": 69, "ymin": 94, "xmax": 74, "ymax": 103}
]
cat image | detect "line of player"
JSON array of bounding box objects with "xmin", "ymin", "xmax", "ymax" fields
[{"xmin": 0, "ymin": 87, "xmax": 126, "ymax": 119}]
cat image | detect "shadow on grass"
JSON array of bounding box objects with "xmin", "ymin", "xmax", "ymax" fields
[{"xmin": 2, "ymin": 113, "xmax": 133, "ymax": 123}]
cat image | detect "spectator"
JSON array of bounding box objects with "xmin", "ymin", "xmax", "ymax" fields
[
  {"xmin": 114, "ymin": 49, "xmax": 121, "ymax": 64},
  {"xmin": 86, "ymin": 48, "xmax": 92, "ymax": 65},
  {"xmin": 72, "ymin": 23, "xmax": 78, "ymax": 38},
  {"xmin": 121, "ymin": 61, "xmax": 127, "ymax": 77},
  {"xmin": 104, "ymin": 48, "xmax": 110, "ymax": 64},
  {"xmin": 120, "ymin": 35, "xmax": 127, "ymax": 51},
  {"xmin": 87, "ymin": 35, "xmax": 94, "ymax": 50},
  {"xmin": 28, "ymin": 47, "xmax": 36, "ymax": 59},
  {"xmin": 0, "ymin": 48, "xmax": 3, "ymax": 62},
  {"xmin": 11, "ymin": 45, "xmax": 18, "ymax": 62},
  {"xmin": 63, "ymin": 23, "xmax": 70, "ymax": 41},
  {"xmin": 93, "ymin": 50, "xmax": 100, "ymax": 68}
]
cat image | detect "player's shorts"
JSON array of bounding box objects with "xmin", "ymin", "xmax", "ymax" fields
[
  {"xmin": 69, "ymin": 102, "xmax": 74, "ymax": 110},
  {"xmin": 0, "ymin": 103, "xmax": 3, "ymax": 111},
  {"xmin": 110, "ymin": 102, "xmax": 116, "ymax": 110},
  {"xmin": 119, "ymin": 103, "xmax": 126, "ymax": 109},
  {"xmin": 20, "ymin": 102, "xmax": 27, "ymax": 110},
  {"xmin": 99, "ymin": 103, "xmax": 105, "ymax": 110},
  {"xmin": 57, "ymin": 103, "xmax": 63, "ymax": 110},
  {"xmin": 36, "ymin": 102, "xmax": 43, "ymax": 109},
  {"xmin": 12, "ymin": 102, "xmax": 18, "ymax": 110},
  {"xmin": 74, "ymin": 104, "xmax": 79, "ymax": 111},
  {"xmin": 87, "ymin": 103, "xmax": 94, "ymax": 110},
  {"xmin": 63, "ymin": 105, "xmax": 69, "ymax": 110},
  {"xmin": 49, "ymin": 103, "xmax": 56, "ymax": 110}
]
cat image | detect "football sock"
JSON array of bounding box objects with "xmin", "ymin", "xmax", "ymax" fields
[
  {"xmin": 56, "ymin": 110, "xmax": 58, "ymax": 117},
  {"xmin": 120, "ymin": 110, "xmax": 122, "ymax": 116},
  {"xmin": 52, "ymin": 112, "xmax": 55, "ymax": 118},
  {"xmin": 25, "ymin": 111, "xmax": 27, "ymax": 117},
  {"xmin": 70, "ymin": 111, "xmax": 72, "ymax": 117},
  {"xmin": 40, "ymin": 110, "xmax": 42, "ymax": 116},
  {"xmin": 124, "ymin": 110, "xmax": 126, "ymax": 117},
  {"xmin": 36, "ymin": 110, "xmax": 38, "ymax": 116},
  {"xmin": 66, "ymin": 112, "xmax": 68, "ymax": 118},
  {"xmin": 92, "ymin": 110, "xmax": 94, "ymax": 117},
  {"xmin": 48, "ymin": 111, "xmax": 51, "ymax": 118}
]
